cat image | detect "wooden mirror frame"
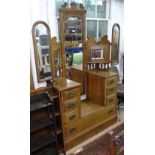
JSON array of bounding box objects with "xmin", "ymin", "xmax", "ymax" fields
[
  {"xmin": 51, "ymin": 37, "xmax": 62, "ymax": 78},
  {"xmin": 111, "ymin": 23, "xmax": 120, "ymax": 65},
  {"xmin": 32, "ymin": 21, "xmax": 54, "ymax": 82},
  {"xmin": 59, "ymin": 2, "xmax": 86, "ymax": 77}
]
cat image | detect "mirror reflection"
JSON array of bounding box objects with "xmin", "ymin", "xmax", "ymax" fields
[
  {"xmin": 64, "ymin": 17, "xmax": 83, "ymax": 78},
  {"xmin": 51, "ymin": 37, "xmax": 62, "ymax": 78},
  {"xmin": 111, "ymin": 23, "xmax": 120, "ymax": 65},
  {"xmin": 32, "ymin": 21, "xmax": 53, "ymax": 82}
]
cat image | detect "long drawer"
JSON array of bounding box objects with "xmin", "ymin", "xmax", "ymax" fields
[{"xmin": 64, "ymin": 105, "xmax": 116, "ymax": 138}]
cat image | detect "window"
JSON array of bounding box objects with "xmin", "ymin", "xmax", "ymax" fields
[{"xmin": 55, "ymin": 0, "xmax": 111, "ymax": 41}]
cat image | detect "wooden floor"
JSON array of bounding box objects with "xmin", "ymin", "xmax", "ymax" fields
[{"xmin": 80, "ymin": 100, "xmax": 104, "ymax": 117}]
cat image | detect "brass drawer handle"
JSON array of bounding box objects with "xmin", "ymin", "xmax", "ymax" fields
[
  {"xmin": 69, "ymin": 127, "xmax": 76, "ymax": 133},
  {"xmin": 67, "ymin": 92, "xmax": 75, "ymax": 98},
  {"xmin": 109, "ymin": 88, "xmax": 114, "ymax": 93},
  {"xmin": 68, "ymin": 114, "xmax": 76, "ymax": 121},
  {"xmin": 108, "ymin": 80, "xmax": 115, "ymax": 85},
  {"xmin": 67, "ymin": 102, "xmax": 76, "ymax": 110},
  {"xmin": 108, "ymin": 109, "xmax": 114, "ymax": 113},
  {"xmin": 109, "ymin": 98, "xmax": 113, "ymax": 104}
]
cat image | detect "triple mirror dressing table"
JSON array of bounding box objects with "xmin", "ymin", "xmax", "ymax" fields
[{"xmin": 31, "ymin": 2, "xmax": 119, "ymax": 154}]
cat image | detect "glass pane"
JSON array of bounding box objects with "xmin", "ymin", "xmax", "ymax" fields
[
  {"xmin": 87, "ymin": 20, "xmax": 97, "ymax": 39},
  {"xmin": 97, "ymin": 0, "xmax": 107, "ymax": 18},
  {"xmin": 98, "ymin": 20, "xmax": 107, "ymax": 38},
  {"xmin": 84, "ymin": 0, "xmax": 95, "ymax": 18}
]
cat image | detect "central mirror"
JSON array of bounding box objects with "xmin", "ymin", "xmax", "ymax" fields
[
  {"xmin": 59, "ymin": 2, "xmax": 86, "ymax": 94},
  {"xmin": 64, "ymin": 17, "xmax": 83, "ymax": 77}
]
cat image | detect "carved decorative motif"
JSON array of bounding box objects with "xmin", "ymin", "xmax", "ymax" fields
[{"xmin": 61, "ymin": 2, "xmax": 85, "ymax": 10}]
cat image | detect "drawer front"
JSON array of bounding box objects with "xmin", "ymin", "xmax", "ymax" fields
[
  {"xmin": 106, "ymin": 76, "xmax": 117, "ymax": 87},
  {"xmin": 106, "ymin": 86, "xmax": 117, "ymax": 96},
  {"xmin": 106, "ymin": 105, "xmax": 116, "ymax": 117},
  {"xmin": 64, "ymin": 105, "xmax": 116, "ymax": 138},
  {"xmin": 64, "ymin": 98, "xmax": 78, "ymax": 112},
  {"xmin": 65, "ymin": 125, "xmax": 79, "ymax": 137},
  {"xmin": 106, "ymin": 94, "xmax": 117, "ymax": 105},
  {"xmin": 62, "ymin": 88, "xmax": 79, "ymax": 100},
  {"xmin": 64, "ymin": 110, "xmax": 79, "ymax": 124}
]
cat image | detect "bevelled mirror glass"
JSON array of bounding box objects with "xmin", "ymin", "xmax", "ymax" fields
[
  {"xmin": 32, "ymin": 21, "xmax": 54, "ymax": 82},
  {"xmin": 64, "ymin": 17, "xmax": 83, "ymax": 78},
  {"xmin": 111, "ymin": 23, "xmax": 120, "ymax": 65}
]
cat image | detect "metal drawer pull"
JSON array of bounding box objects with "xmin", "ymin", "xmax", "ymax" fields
[
  {"xmin": 108, "ymin": 109, "xmax": 114, "ymax": 113},
  {"xmin": 69, "ymin": 127, "xmax": 76, "ymax": 133},
  {"xmin": 109, "ymin": 98, "xmax": 113, "ymax": 104},
  {"xmin": 67, "ymin": 92, "xmax": 75, "ymax": 97},
  {"xmin": 69, "ymin": 115, "xmax": 76, "ymax": 120},
  {"xmin": 109, "ymin": 80, "xmax": 114, "ymax": 85},
  {"xmin": 109, "ymin": 88, "xmax": 114, "ymax": 93},
  {"xmin": 67, "ymin": 102, "xmax": 76, "ymax": 109}
]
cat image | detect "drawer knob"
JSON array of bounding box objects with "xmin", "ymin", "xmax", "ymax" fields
[
  {"xmin": 67, "ymin": 102, "xmax": 76, "ymax": 109},
  {"xmin": 108, "ymin": 109, "xmax": 113, "ymax": 113},
  {"xmin": 109, "ymin": 80, "xmax": 114, "ymax": 85},
  {"xmin": 69, "ymin": 127, "xmax": 76, "ymax": 133},
  {"xmin": 69, "ymin": 115, "xmax": 76, "ymax": 121},
  {"xmin": 109, "ymin": 88, "xmax": 114, "ymax": 93},
  {"xmin": 109, "ymin": 98, "xmax": 113, "ymax": 104},
  {"xmin": 67, "ymin": 92, "xmax": 75, "ymax": 97}
]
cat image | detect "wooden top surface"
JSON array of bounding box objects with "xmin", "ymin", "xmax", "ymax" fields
[
  {"xmin": 53, "ymin": 78, "xmax": 81, "ymax": 92},
  {"xmin": 70, "ymin": 64, "xmax": 83, "ymax": 71},
  {"xmin": 87, "ymin": 70, "xmax": 118, "ymax": 78}
]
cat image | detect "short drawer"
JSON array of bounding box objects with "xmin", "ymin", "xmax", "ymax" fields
[
  {"xmin": 65, "ymin": 125, "xmax": 79, "ymax": 137},
  {"xmin": 106, "ymin": 76, "xmax": 117, "ymax": 87},
  {"xmin": 106, "ymin": 94, "xmax": 117, "ymax": 105},
  {"xmin": 106, "ymin": 86, "xmax": 117, "ymax": 96},
  {"xmin": 106, "ymin": 105, "xmax": 116, "ymax": 117},
  {"xmin": 64, "ymin": 98, "xmax": 78, "ymax": 112},
  {"xmin": 62, "ymin": 88, "xmax": 79, "ymax": 100},
  {"xmin": 64, "ymin": 110, "xmax": 79, "ymax": 124}
]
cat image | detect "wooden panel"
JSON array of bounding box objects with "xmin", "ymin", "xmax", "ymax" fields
[
  {"xmin": 30, "ymin": 65, "xmax": 34, "ymax": 90},
  {"xmin": 70, "ymin": 66, "xmax": 85, "ymax": 94},
  {"xmin": 87, "ymin": 72, "xmax": 105, "ymax": 105}
]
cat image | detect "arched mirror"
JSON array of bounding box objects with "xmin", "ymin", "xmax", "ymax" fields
[
  {"xmin": 111, "ymin": 23, "xmax": 120, "ymax": 65},
  {"xmin": 32, "ymin": 21, "xmax": 54, "ymax": 82}
]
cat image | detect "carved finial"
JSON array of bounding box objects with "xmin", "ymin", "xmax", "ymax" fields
[
  {"xmin": 61, "ymin": 2, "xmax": 68, "ymax": 8},
  {"xmin": 70, "ymin": 2, "xmax": 77, "ymax": 8},
  {"xmin": 80, "ymin": 3, "xmax": 85, "ymax": 9}
]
